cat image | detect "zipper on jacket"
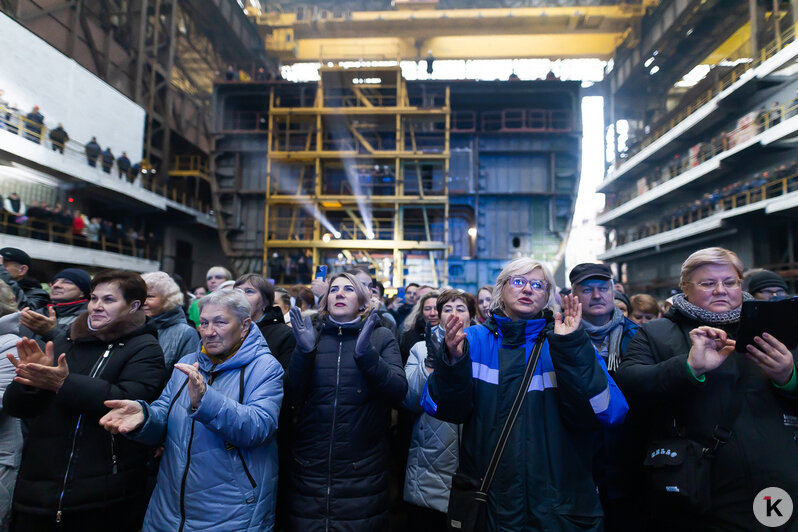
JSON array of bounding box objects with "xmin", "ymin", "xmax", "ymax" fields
[
  {"xmin": 110, "ymin": 434, "xmax": 118, "ymax": 474},
  {"xmin": 325, "ymin": 327, "xmax": 344, "ymax": 532},
  {"xmin": 178, "ymin": 420, "xmax": 197, "ymax": 532},
  {"xmin": 55, "ymin": 343, "xmax": 113, "ymax": 522}
]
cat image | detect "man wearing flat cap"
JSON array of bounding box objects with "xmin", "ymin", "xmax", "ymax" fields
[
  {"xmin": 569, "ymin": 262, "xmax": 641, "ymax": 531},
  {"xmin": 747, "ymin": 269, "xmax": 790, "ymax": 300},
  {"xmin": 0, "ymin": 247, "xmax": 49, "ymax": 309},
  {"xmin": 20, "ymin": 268, "xmax": 91, "ymax": 345}
]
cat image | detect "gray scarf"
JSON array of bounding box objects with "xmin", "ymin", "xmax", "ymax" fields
[
  {"xmin": 581, "ymin": 307, "xmax": 625, "ymax": 372},
  {"xmin": 671, "ymin": 291, "xmax": 754, "ymax": 325}
]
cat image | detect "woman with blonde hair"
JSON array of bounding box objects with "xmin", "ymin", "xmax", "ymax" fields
[
  {"xmin": 141, "ymin": 272, "xmax": 199, "ymax": 377},
  {"xmin": 617, "ymin": 247, "xmax": 798, "ymax": 530},
  {"xmin": 422, "ymin": 257, "xmax": 627, "ymax": 530},
  {"xmin": 285, "ymin": 272, "xmax": 407, "ymax": 531},
  {"xmin": 475, "ymin": 285, "xmax": 492, "ymax": 324}
]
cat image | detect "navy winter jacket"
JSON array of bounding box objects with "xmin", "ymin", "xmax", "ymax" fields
[
  {"xmin": 285, "ymin": 314, "xmax": 407, "ymax": 531},
  {"xmin": 422, "ymin": 312, "xmax": 628, "ymax": 531}
]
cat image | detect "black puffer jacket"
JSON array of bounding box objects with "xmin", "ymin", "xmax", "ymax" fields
[
  {"xmin": 285, "ymin": 314, "xmax": 407, "ymax": 531},
  {"xmin": 616, "ymin": 307, "xmax": 798, "ymax": 532},
  {"xmin": 257, "ymin": 305, "xmax": 295, "ymax": 370},
  {"xmin": 3, "ymin": 311, "xmax": 164, "ymax": 525}
]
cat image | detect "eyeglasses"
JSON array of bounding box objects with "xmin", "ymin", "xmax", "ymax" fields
[
  {"xmin": 508, "ymin": 276, "xmax": 548, "ymax": 292},
  {"xmin": 758, "ymin": 288, "xmax": 787, "ymax": 297},
  {"xmin": 688, "ymin": 278, "xmax": 742, "ymax": 292}
]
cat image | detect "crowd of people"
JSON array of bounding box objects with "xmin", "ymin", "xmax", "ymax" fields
[
  {"xmin": 0, "ymin": 243, "xmax": 794, "ymax": 532},
  {"xmin": 612, "ymin": 159, "xmax": 798, "ymax": 246},
  {"xmin": 0, "ymin": 195, "xmax": 157, "ymax": 258},
  {"xmin": 0, "ymin": 90, "xmax": 146, "ymax": 184},
  {"xmin": 605, "ymin": 92, "xmax": 798, "ymax": 213}
]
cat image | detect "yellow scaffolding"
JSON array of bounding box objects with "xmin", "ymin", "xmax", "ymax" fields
[{"xmin": 263, "ymin": 65, "xmax": 450, "ymax": 287}]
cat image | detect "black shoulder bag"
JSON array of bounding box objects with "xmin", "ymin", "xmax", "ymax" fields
[
  {"xmin": 447, "ymin": 335, "xmax": 545, "ymax": 532},
  {"xmin": 642, "ymin": 384, "xmax": 743, "ymax": 513}
]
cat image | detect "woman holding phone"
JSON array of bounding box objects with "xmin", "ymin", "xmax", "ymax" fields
[{"xmin": 617, "ymin": 247, "xmax": 798, "ymax": 531}]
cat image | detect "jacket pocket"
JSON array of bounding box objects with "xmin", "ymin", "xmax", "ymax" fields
[{"xmin": 226, "ymin": 448, "xmax": 258, "ymax": 504}]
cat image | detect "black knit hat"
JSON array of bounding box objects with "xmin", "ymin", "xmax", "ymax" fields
[
  {"xmin": 748, "ymin": 270, "xmax": 788, "ymax": 295},
  {"xmin": 52, "ymin": 268, "xmax": 91, "ymax": 298}
]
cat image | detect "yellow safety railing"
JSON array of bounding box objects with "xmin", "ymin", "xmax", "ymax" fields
[
  {"xmin": 605, "ymin": 98, "xmax": 798, "ymax": 212},
  {"xmin": 614, "ymin": 23, "xmax": 796, "ymax": 169}
]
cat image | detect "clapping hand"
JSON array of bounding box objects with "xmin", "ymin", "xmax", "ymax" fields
[
  {"xmin": 7, "ymin": 339, "xmax": 69, "ymax": 391},
  {"xmin": 20, "ymin": 306, "xmax": 57, "ymax": 336},
  {"xmin": 554, "ymin": 294, "xmax": 582, "ymax": 335},
  {"xmin": 444, "ymin": 314, "xmax": 466, "ymax": 361},
  {"xmin": 174, "ymin": 362, "xmax": 206, "ymax": 409},
  {"xmin": 687, "ymin": 326, "xmax": 735, "ymax": 377},
  {"xmin": 290, "ymin": 307, "xmax": 316, "ymax": 353},
  {"xmin": 355, "ymin": 311, "xmax": 380, "ymax": 359},
  {"xmin": 745, "ymin": 332, "xmax": 794, "ymax": 385},
  {"xmin": 100, "ymin": 400, "xmax": 145, "ymax": 434}
]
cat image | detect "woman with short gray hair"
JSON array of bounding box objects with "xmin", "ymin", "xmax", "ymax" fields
[
  {"xmin": 141, "ymin": 272, "xmax": 199, "ymax": 377},
  {"xmin": 101, "ymin": 287, "xmax": 284, "ymax": 531}
]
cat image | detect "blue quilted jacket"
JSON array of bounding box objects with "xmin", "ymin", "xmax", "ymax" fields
[{"xmin": 132, "ymin": 324, "xmax": 284, "ymax": 532}]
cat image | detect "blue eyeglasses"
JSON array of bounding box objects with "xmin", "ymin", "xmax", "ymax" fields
[{"xmin": 508, "ymin": 276, "xmax": 548, "ymax": 292}]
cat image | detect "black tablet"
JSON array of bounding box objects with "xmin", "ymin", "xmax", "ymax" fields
[{"xmin": 735, "ymin": 297, "xmax": 798, "ymax": 353}]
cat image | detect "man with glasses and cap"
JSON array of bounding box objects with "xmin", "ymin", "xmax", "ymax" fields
[
  {"xmin": 569, "ymin": 262, "xmax": 641, "ymax": 532},
  {"xmin": 746, "ymin": 269, "xmax": 790, "ymax": 301}
]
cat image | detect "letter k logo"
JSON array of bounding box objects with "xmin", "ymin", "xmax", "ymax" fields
[{"xmin": 765, "ymin": 496, "xmax": 783, "ymax": 517}]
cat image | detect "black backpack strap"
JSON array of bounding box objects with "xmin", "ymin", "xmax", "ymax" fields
[{"xmin": 477, "ymin": 334, "xmax": 545, "ymax": 497}]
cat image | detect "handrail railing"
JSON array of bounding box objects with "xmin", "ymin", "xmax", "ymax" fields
[
  {"xmin": 0, "ymin": 105, "xmax": 210, "ymax": 214},
  {"xmin": 611, "ymin": 23, "xmax": 797, "ymax": 173},
  {"xmin": 0, "ymin": 214, "xmax": 159, "ymax": 260},
  {"xmin": 612, "ymin": 170, "xmax": 798, "ymax": 247},
  {"xmin": 604, "ymin": 99, "xmax": 798, "ymax": 212}
]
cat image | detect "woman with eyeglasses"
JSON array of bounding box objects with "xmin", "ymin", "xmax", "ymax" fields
[
  {"xmin": 422, "ymin": 257, "xmax": 628, "ymax": 530},
  {"xmin": 616, "ymin": 247, "xmax": 798, "ymax": 531}
]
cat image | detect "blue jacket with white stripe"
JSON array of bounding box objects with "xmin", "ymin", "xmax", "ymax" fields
[{"xmin": 422, "ymin": 311, "xmax": 628, "ymax": 532}]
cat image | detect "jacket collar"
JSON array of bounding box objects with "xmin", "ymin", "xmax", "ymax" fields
[
  {"xmin": 150, "ymin": 306, "xmax": 189, "ymax": 329},
  {"xmin": 321, "ymin": 314, "xmax": 367, "ymax": 336},
  {"xmin": 489, "ymin": 309, "xmax": 552, "ymax": 348},
  {"xmin": 51, "ymin": 299, "xmax": 88, "ymax": 317},
  {"xmin": 257, "ymin": 306, "xmax": 286, "ymax": 326},
  {"xmin": 0, "ymin": 312, "xmax": 20, "ymax": 336},
  {"xmin": 69, "ymin": 310, "xmax": 148, "ymax": 343}
]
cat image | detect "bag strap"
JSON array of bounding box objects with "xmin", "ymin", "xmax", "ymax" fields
[
  {"xmin": 477, "ymin": 334, "xmax": 546, "ymax": 496},
  {"xmin": 704, "ymin": 361, "xmax": 743, "ymax": 458}
]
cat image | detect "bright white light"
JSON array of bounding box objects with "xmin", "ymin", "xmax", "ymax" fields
[
  {"xmin": 674, "ymin": 64, "xmax": 711, "ymax": 88},
  {"xmin": 322, "ymin": 233, "xmax": 332, "ymax": 243},
  {"xmin": 644, "ymin": 57, "xmax": 655, "ymax": 68},
  {"xmin": 649, "ymin": 66, "xmax": 660, "ymax": 75},
  {"xmin": 468, "ymin": 227, "xmax": 477, "ymax": 237},
  {"xmin": 333, "ymin": 231, "xmax": 342, "ymax": 239},
  {"xmin": 366, "ymin": 231, "xmax": 375, "ymax": 240}
]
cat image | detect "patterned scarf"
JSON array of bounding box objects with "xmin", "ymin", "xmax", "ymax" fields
[
  {"xmin": 581, "ymin": 307, "xmax": 625, "ymax": 372},
  {"xmin": 671, "ymin": 292, "xmax": 754, "ymax": 325}
]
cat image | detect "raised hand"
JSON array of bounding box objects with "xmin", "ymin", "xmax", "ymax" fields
[
  {"xmin": 687, "ymin": 326, "xmax": 735, "ymax": 377},
  {"xmin": 290, "ymin": 307, "xmax": 316, "ymax": 353},
  {"xmin": 8, "ymin": 341, "xmax": 69, "ymax": 391},
  {"xmin": 100, "ymin": 400, "xmax": 145, "ymax": 434},
  {"xmin": 20, "ymin": 306, "xmax": 57, "ymax": 336},
  {"xmin": 7, "ymin": 338, "xmax": 53, "ymax": 367},
  {"xmin": 355, "ymin": 311, "xmax": 380, "ymax": 358},
  {"xmin": 174, "ymin": 362, "xmax": 206, "ymax": 409},
  {"xmin": 554, "ymin": 294, "xmax": 582, "ymax": 335},
  {"xmin": 444, "ymin": 314, "xmax": 466, "ymax": 361},
  {"xmin": 745, "ymin": 332, "xmax": 795, "ymax": 385}
]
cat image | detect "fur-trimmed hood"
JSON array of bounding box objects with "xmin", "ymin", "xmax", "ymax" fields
[{"xmin": 68, "ymin": 309, "xmax": 154, "ymax": 343}]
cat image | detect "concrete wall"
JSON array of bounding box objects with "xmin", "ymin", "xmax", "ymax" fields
[
  {"xmin": 161, "ymin": 225, "xmax": 233, "ymax": 288},
  {"xmin": 0, "ymin": 12, "xmax": 145, "ymax": 159}
]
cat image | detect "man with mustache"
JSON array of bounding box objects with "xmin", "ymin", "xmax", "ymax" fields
[{"xmin": 570, "ymin": 263, "xmax": 640, "ymax": 532}]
